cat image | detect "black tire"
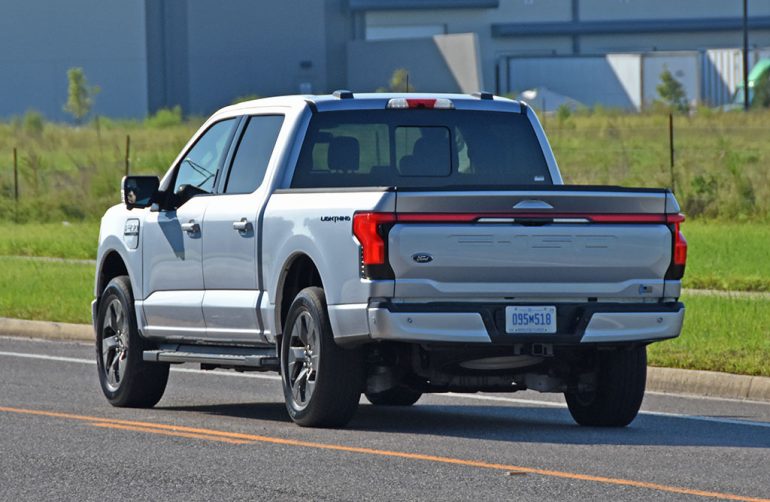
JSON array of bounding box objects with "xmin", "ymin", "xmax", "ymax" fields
[
  {"xmin": 280, "ymin": 287, "xmax": 364, "ymax": 428},
  {"xmin": 366, "ymin": 387, "xmax": 422, "ymax": 406},
  {"xmin": 565, "ymin": 346, "xmax": 647, "ymax": 427},
  {"xmin": 95, "ymin": 276, "xmax": 169, "ymax": 408}
]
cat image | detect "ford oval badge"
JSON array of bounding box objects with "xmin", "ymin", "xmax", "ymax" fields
[{"xmin": 412, "ymin": 253, "xmax": 433, "ymax": 264}]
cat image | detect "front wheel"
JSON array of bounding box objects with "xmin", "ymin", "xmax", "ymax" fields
[
  {"xmin": 95, "ymin": 276, "xmax": 169, "ymax": 408},
  {"xmin": 280, "ymin": 287, "xmax": 364, "ymax": 428},
  {"xmin": 564, "ymin": 346, "xmax": 647, "ymax": 427}
]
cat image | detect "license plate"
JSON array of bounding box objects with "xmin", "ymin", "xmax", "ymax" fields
[{"xmin": 505, "ymin": 306, "xmax": 557, "ymax": 334}]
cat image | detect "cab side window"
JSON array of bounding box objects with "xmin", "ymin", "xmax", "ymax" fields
[
  {"xmin": 225, "ymin": 115, "xmax": 284, "ymax": 194},
  {"xmin": 174, "ymin": 119, "xmax": 237, "ymax": 195}
]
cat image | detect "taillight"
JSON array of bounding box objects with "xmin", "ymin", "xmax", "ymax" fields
[
  {"xmin": 666, "ymin": 213, "xmax": 687, "ymax": 279},
  {"xmin": 353, "ymin": 212, "xmax": 396, "ymax": 279}
]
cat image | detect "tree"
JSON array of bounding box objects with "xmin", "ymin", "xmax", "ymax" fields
[
  {"xmin": 63, "ymin": 67, "xmax": 100, "ymax": 123},
  {"xmin": 656, "ymin": 66, "xmax": 689, "ymax": 113},
  {"xmin": 377, "ymin": 68, "xmax": 415, "ymax": 92}
]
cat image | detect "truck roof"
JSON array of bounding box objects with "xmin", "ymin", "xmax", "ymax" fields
[{"xmin": 221, "ymin": 92, "xmax": 524, "ymax": 114}]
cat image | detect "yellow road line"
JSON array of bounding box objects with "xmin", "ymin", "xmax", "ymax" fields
[
  {"xmin": 88, "ymin": 422, "xmax": 253, "ymax": 445},
  {"xmin": 1, "ymin": 406, "xmax": 767, "ymax": 502}
]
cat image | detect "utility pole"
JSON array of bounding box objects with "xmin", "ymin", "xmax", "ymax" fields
[{"xmin": 743, "ymin": 0, "xmax": 750, "ymax": 111}]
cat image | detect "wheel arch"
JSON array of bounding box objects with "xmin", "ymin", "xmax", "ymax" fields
[
  {"xmin": 96, "ymin": 249, "xmax": 131, "ymax": 313},
  {"xmin": 275, "ymin": 253, "xmax": 324, "ymax": 339}
]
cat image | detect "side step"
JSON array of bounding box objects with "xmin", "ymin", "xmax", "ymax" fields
[{"xmin": 143, "ymin": 344, "xmax": 279, "ymax": 372}]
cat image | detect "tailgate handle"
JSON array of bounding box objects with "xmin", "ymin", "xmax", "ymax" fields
[{"xmin": 513, "ymin": 200, "xmax": 553, "ymax": 210}]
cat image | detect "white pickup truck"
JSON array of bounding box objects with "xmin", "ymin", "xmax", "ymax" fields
[{"xmin": 93, "ymin": 92, "xmax": 687, "ymax": 428}]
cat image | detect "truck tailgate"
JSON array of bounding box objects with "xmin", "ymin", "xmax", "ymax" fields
[{"xmin": 389, "ymin": 188, "xmax": 678, "ymax": 300}]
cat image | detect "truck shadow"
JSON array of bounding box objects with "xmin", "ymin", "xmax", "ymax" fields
[
  {"xmin": 354, "ymin": 404, "xmax": 770, "ymax": 448},
  {"xmin": 159, "ymin": 400, "xmax": 770, "ymax": 449}
]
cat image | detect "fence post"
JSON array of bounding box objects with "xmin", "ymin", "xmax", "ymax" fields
[
  {"xmin": 13, "ymin": 147, "xmax": 19, "ymax": 222},
  {"xmin": 668, "ymin": 113, "xmax": 675, "ymax": 193},
  {"xmin": 125, "ymin": 134, "xmax": 131, "ymax": 176}
]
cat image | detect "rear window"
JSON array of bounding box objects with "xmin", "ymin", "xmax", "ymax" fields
[{"xmin": 291, "ymin": 109, "xmax": 551, "ymax": 188}]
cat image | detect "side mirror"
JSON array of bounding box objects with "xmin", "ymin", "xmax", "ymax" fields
[{"xmin": 122, "ymin": 176, "xmax": 159, "ymax": 210}]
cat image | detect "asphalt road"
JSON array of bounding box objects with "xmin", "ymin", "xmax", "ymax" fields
[{"xmin": 1, "ymin": 336, "xmax": 769, "ymax": 502}]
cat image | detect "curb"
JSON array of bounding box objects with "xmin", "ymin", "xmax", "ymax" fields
[
  {"xmin": 646, "ymin": 366, "xmax": 770, "ymax": 403},
  {"xmin": 0, "ymin": 317, "xmax": 93, "ymax": 342},
  {"xmin": 1, "ymin": 317, "xmax": 769, "ymax": 403}
]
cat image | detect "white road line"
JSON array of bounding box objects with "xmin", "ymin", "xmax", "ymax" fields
[
  {"xmin": 444, "ymin": 392, "xmax": 565, "ymax": 408},
  {"xmin": 0, "ymin": 351, "xmax": 281, "ymax": 381},
  {"xmin": 2, "ymin": 350, "xmax": 770, "ymax": 429},
  {"xmin": 0, "ymin": 351, "xmax": 93, "ymax": 365},
  {"xmin": 646, "ymin": 390, "xmax": 770, "ymax": 406}
]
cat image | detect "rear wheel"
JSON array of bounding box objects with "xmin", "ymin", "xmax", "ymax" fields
[
  {"xmin": 564, "ymin": 346, "xmax": 646, "ymax": 427},
  {"xmin": 95, "ymin": 276, "xmax": 169, "ymax": 407},
  {"xmin": 280, "ymin": 287, "xmax": 364, "ymax": 427},
  {"xmin": 366, "ymin": 387, "xmax": 422, "ymax": 406}
]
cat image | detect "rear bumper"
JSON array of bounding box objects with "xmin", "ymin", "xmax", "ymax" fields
[{"xmin": 366, "ymin": 301, "xmax": 684, "ymax": 345}]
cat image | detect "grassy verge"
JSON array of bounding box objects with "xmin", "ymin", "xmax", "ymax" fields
[
  {"xmin": 1, "ymin": 258, "xmax": 767, "ymax": 376},
  {"xmin": 0, "ymin": 222, "xmax": 99, "ymax": 259},
  {"xmin": 0, "ymin": 257, "xmax": 93, "ymax": 324},
  {"xmin": 648, "ymin": 293, "xmax": 770, "ymax": 377},
  {"xmin": 546, "ymin": 109, "xmax": 770, "ymax": 220},
  {"xmin": 681, "ymin": 221, "xmax": 770, "ymax": 292}
]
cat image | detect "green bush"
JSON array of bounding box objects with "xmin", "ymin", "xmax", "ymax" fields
[
  {"xmin": 145, "ymin": 106, "xmax": 183, "ymax": 129},
  {"xmin": 22, "ymin": 110, "xmax": 45, "ymax": 136}
]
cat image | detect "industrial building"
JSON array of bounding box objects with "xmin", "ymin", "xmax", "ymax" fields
[{"xmin": 2, "ymin": 0, "xmax": 770, "ymax": 119}]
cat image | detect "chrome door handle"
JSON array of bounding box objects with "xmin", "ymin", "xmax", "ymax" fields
[
  {"xmin": 181, "ymin": 220, "xmax": 200, "ymax": 234},
  {"xmin": 232, "ymin": 218, "xmax": 252, "ymax": 232}
]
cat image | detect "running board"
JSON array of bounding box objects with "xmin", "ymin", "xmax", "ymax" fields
[{"xmin": 143, "ymin": 344, "xmax": 279, "ymax": 372}]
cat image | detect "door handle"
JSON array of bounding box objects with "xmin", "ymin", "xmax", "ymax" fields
[
  {"xmin": 232, "ymin": 218, "xmax": 253, "ymax": 233},
  {"xmin": 181, "ymin": 220, "xmax": 200, "ymax": 234}
]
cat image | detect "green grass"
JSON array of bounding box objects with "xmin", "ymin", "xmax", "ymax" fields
[
  {"xmin": 0, "ymin": 118, "xmax": 198, "ymax": 223},
  {"xmin": 544, "ymin": 109, "xmax": 770, "ymax": 221},
  {"xmin": 0, "ymin": 257, "xmax": 93, "ymax": 324},
  {"xmin": 0, "ymin": 222, "xmax": 99, "ymax": 259},
  {"xmin": 682, "ymin": 221, "xmax": 770, "ymax": 292},
  {"xmin": 648, "ymin": 293, "xmax": 770, "ymax": 377}
]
